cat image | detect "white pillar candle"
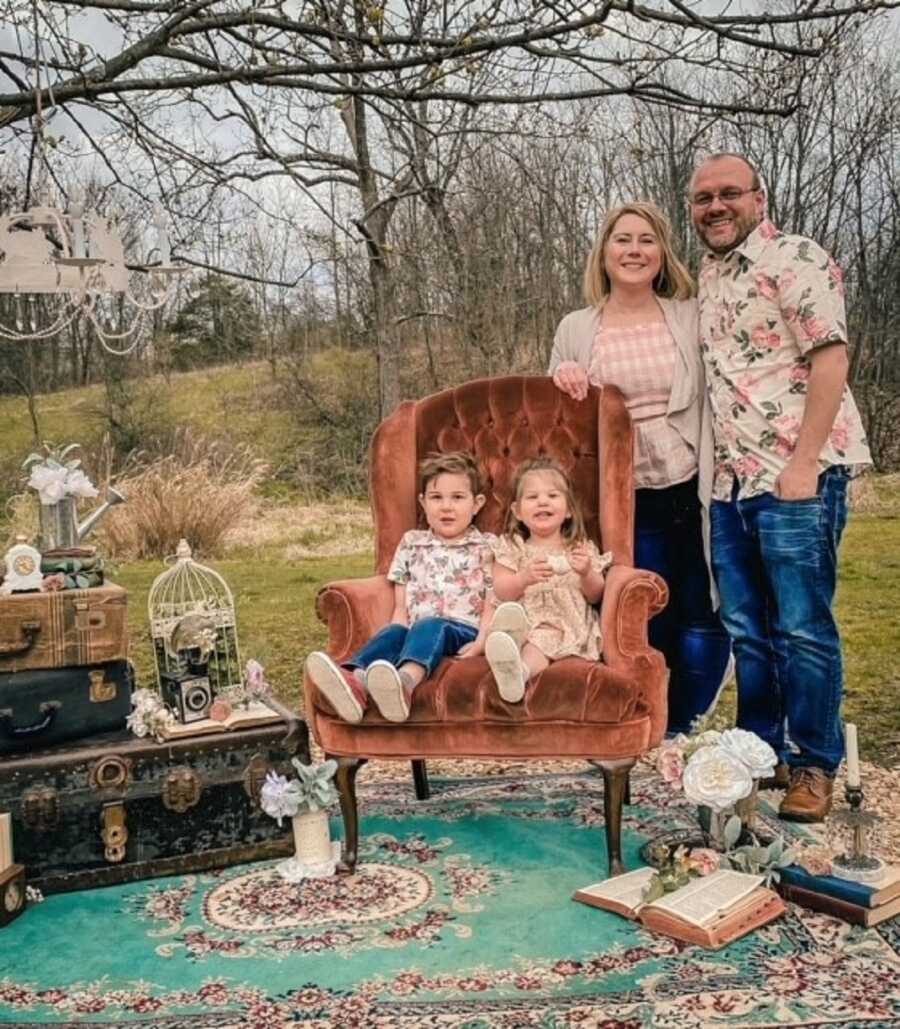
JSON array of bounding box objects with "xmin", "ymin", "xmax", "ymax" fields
[
  {"xmin": 0, "ymin": 812, "xmax": 12, "ymax": 872},
  {"xmin": 845, "ymin": 722, "xmax": 861, "ymax": 788}
]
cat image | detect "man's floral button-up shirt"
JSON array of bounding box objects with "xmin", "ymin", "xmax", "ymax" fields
[{"xmin": 698, "ymin": 219, "xmax": 871, "ymax": 500}]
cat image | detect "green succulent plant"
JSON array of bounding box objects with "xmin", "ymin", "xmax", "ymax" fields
[
  {"xmin": 722, "ymin": 831, "xmax": 797, "ymax": 885},
  {"xmin": 290, "ymin": 757, "xmax": 339, "ymax": 813}
]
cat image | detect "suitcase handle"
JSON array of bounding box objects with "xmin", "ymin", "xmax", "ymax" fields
[
  {"xmin": 0, "ymin": 619, "xmax": 42, "ymax": 656},
  {"xmin": 0, "ymin": 701, "xmax": 61, "ymax": 740}
]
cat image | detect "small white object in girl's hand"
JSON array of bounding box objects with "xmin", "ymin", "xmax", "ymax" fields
[{"xmin": 547, "ymin": 554, "xmax": 570, "ymax": 574}]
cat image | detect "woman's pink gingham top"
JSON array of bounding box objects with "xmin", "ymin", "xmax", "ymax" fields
[{"xmin": 589, "ymin": 320, "xmax": 697, "ymax": 489}]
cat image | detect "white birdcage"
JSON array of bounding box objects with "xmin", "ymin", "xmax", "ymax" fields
[{"xmin": 148, "ymin": 538, "xmax": 242, "ymax": 694}]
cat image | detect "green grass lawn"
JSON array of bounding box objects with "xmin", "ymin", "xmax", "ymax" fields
[{"xmin": 112, "ymin": 512, "xmax": 900, "ymax": 768}]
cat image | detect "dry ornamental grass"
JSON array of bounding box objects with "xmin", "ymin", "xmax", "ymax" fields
[{"xmin": 98, "ymin": 430, "xmax": 267, "ymax": 560}]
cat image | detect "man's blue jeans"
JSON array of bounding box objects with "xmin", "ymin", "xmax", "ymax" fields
[
  {"xmin": 345, "ymin": 618, "xmax": 478, "ymax": 679},
  {"xmin": 711, "ymin": 467, "xmax": 850, "ymax": 772}
]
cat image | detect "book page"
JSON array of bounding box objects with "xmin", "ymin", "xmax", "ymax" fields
[
  {"xmin": 576, "ymin": 867, "xmax": 657, "ymax": 914},
  {"xmin": 223, "ymin": 700, "xmax": 283, "ymax": 729},
  {"xmin": 648, "ymin": 870, "xmax": 764, "ymax": 928},
  {"xmin": 160, "ymin": 701, "xmax": 282, "ymax": 740}
]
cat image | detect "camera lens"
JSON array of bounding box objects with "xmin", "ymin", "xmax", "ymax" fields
[{"xmin": 185, "ymin": 684, "xmax": 210, "ymax": 711}]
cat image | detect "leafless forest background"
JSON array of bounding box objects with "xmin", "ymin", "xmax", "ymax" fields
[{"xmin": 2, "ymin": 1, "xmax": 899, "ymax": 498}]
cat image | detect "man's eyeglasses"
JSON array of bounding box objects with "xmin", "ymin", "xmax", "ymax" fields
[{"xmin": 689, "ymin": 187, "xmax": 759, "ymax": 208}]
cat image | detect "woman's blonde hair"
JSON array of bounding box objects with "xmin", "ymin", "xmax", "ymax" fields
[
  {"xmin": 582, "ymin": 201, "xmax": 694, "ymax": 307},
  {"xmin": 505, "ymin": 458, "xmax": 588, "ymax": 545}
]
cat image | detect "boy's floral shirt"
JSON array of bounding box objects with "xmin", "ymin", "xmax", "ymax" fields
[
  {"xmin": 388, "ymin": 527, "xmax": 495, "ymax": 628},
  {"xmin": 698, "ymin": 219, "xmax": 871, "ymax": 500}
]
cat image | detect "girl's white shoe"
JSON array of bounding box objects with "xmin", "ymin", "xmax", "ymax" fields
[
  {"xmin": 488, "ymin": 601, "xmax": 530, "ymax": 648},
  {"xmin": 366, "ymin": 660, "xmax": 412, "ymax": 722},
  {"xmin": 486, "ymin": 630, "xmax": 527, "ymax": 703}
]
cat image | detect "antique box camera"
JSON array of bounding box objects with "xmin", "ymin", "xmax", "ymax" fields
[{"xmin": 160, "ymin": 665, "xmax": 214, "ymax": 723}]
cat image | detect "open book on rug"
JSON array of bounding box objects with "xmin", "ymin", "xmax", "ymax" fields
[
  {"xmin": 573, "ymin": 867, "xmax": 786, "ymax": 950},
  {"xmin": 160, "ymin": 701, "xmax": 283, "ymax": 740}
]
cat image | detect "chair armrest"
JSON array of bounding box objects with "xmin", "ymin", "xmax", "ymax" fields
[
  {"xmin": 600, "ymin": 564, "xmax": 668, "ymax": 669},
  {"xmin": 315, "ymin": 575, "xmax": 395, "ymax": 662}
]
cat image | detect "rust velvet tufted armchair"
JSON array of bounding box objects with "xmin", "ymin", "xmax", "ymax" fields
[{"xmin": 307, "ymin": 376, "xmax": 669, "ymax": 877}]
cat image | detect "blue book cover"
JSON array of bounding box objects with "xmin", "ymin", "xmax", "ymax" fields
[{"xmin": 779, "ymin": 864, "xmax": 900, "ymax": 908}]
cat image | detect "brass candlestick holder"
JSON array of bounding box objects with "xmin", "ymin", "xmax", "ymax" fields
[{"xmin": 830, "ymin": 784, "xmax": 886, "ymax": 884}]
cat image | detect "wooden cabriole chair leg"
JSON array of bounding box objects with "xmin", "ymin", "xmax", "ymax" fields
[
  {"xmin": 411, "ymin": 759, "xmax": 430, "ymax": 800},
  {"xmin": 331, "ymin": 755, "xmax": 366, "ymax": 874},
  {"xmin": 598, "ymin": 758, "xmax": 636, "ymax": 878}
]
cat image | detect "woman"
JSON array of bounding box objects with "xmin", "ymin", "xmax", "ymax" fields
[{"xmin": 550, "ymin": 201, "xmax": 731, "ymax": 733}]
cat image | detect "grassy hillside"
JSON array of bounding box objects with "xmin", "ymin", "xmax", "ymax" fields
[{"xmin": 0, "ymin": 362, "xmax": 298, "ymax": 496}]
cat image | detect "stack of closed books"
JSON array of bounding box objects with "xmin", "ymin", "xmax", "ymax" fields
[{"xmin": 776, "ymin": 863, "xmax": 900, "ymax": 927}]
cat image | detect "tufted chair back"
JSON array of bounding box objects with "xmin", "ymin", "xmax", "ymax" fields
[{"xmin": 368, "ymin": 376, "xmax": 635, "ymax": 573}]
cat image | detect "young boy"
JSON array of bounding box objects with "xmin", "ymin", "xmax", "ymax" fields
[{"xmin": 306, "ymin": 451, "xmax": 496, "ymax": 723}]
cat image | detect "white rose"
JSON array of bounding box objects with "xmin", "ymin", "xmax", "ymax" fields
[
  {"xmin": 682, "ymin": 745, "xmax": 754, "ymax": 812},
  {"xmin": 719, "ymin": 728, "xmax": 777, "ymax": 779},
  {"xmin": 29, "ymin": 465, "xmax": 69, "ymax": 505},
  {"xmin": 65, "ymin": 468, "xmax": 99, "ymax": 499}
]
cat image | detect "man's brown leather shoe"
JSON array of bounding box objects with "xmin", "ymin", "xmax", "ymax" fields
[
  {"xmin": 759, "ymin": 763, "xmax": 790, "ymax": 791},
  {"xmin": 779, "ymin": 767, "xmax": 834, "ymax": 822}
]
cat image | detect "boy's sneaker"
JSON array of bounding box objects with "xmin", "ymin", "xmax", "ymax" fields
[
  {"xmin": 486, "ymin": 630, "xmax": 527, "ymax": 703},
  {"xmin": 489, "ymin": 601, "xmax": 530, "ymax": 648},
  {"xmin": 306, "ymin": 652, "xmax": 367, "ymax": 724},
  {"xmin": 366, "ymin": 660, "xmax": 412, "ymax": 722}
]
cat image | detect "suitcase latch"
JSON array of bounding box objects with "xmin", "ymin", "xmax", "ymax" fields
[
  {"xmin": 89, "ymin": 669, "xmax": 117, "ymax": 703},
  {"xmin": 100, "ymin": 802, "xmax": 128, "ymax": 863},
  {"xmin": 73, "ymin": 602, "xmax": 106, "ymax": 631},
  {"xmin": 242, "ymin": 754, "xmax": 271, "ymax": 807},
  {"xmin": 22, "ymin": 785, "xmax": 59, "ymax": 831},
  {"xmin": 162, "ymin": 767, "xmax": 202, "ymax": 813},
  {"xmin": 90, "ymin": 754, "xmax": 132, "ymax": 791}
]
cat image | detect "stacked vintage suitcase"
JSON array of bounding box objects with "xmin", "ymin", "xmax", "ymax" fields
[{"xmin": 0, "ymin": 584, "xmax": 308, "ymax": 894}]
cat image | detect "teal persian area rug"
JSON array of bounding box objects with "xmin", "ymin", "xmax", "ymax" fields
[{"xmin": 1, "ymin": 770, "xmax": 899, "ymax": 1028}]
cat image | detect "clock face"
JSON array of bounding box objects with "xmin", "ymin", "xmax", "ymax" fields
[
  {"xmin": 12, "ymin": 553, "xmax": 36, "ymax": 576},
  {"xmin": 4, "ymin": 879, "xmax": 22, "ymax": 913}
]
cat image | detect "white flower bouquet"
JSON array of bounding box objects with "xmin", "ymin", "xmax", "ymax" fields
[
  {"xmin": 23, "ymin": 443, "xmax": 98, "ymax": 505},
  {"xmin": 654, "ymin": 721, "xmax": 794, "ymax": 879},
  {"xmin": 657, "ymin": 724, "xmax": 777, "ymax": 809}
]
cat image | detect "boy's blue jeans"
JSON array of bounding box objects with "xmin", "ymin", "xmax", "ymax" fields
[
  {"xmin": 711, "ymin": 467, "xmax": 850, "ymax": 772},
  {"xmin": 345, "ymin": 617, "xmax": 478, "ymax": 679}
]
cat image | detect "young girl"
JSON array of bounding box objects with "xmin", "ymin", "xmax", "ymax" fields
[
  {"xmin": 306, "ymin": 451, "xmax": 495, "ymax": 724},
  {"xmin": 486, "ymin": 457, "xmax": 612, "ymax": 702}
]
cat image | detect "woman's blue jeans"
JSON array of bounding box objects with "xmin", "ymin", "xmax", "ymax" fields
[
  {"xmin": 635, "ymin": 478, "xmax": 732, "ymax": 734},
  {"xmin": 710, "ymin": 467, "xmax": 849, "ymax": 772},
  {"xmin": 345, "ymin": 617, "xmax": 478, "ymax": 679}
]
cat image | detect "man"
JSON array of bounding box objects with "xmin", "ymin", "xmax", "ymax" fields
[{"xmin": 690, "ymin": 152, "xmax": 871, "ymax": 822}]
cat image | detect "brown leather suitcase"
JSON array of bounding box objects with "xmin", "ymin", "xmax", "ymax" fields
[
  {"xmin": 0, "ymin": 720, "xmax": 309, "ymax": 894},
  {"xmin": 0, "ymin": 584, "xmax": 128, "ymax": 673}
]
